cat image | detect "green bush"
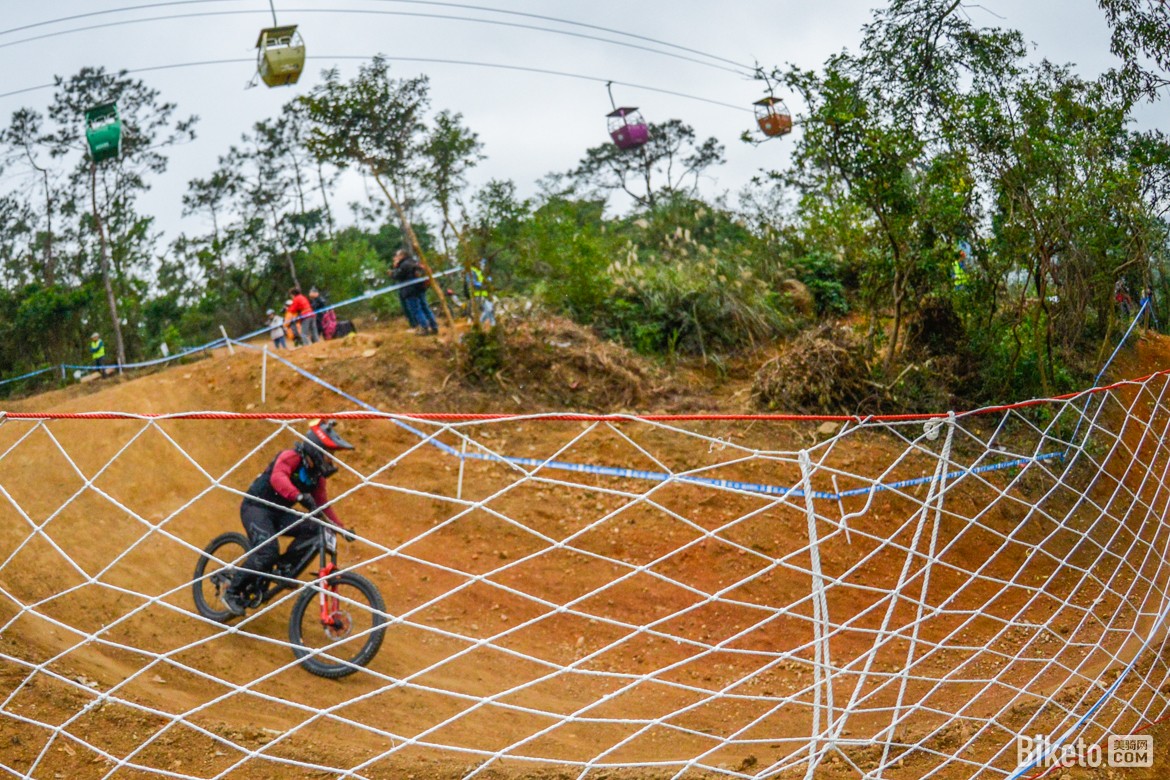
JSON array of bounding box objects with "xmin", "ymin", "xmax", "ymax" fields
[
  {"xmin": 971, "ymin": 311, "xmax": 1076, "ymax": 401},
  {"xmin": 461, "ymin": 323, "xmax": 505, "ymax": 383},
  {"xmin": 600, "ymin": 237, "xmax": 791, "ymax": 357},
  {"xmin": 792, "ymin": 251, "xmax": 849, "ymax": 316},
  {"xmin": 513, "ymin": 198, "xmax": 617, "ymax": 319}
]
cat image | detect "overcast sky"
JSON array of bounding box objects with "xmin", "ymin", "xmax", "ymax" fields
[{"xmin": 0, "ymin": 0, "xmax": 1164, "ymax": 243}]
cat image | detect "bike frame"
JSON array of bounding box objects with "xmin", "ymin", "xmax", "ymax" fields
[{"xmin": 254, "ymin": 519, "xmax": 342, "ymax": 623}]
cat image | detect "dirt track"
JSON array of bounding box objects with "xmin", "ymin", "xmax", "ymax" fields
[{"xmin": 2, "ymin": 324, "xmax": 1170, "ymax": 779}]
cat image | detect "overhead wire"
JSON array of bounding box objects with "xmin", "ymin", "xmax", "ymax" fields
[
  {"xmin": 0, "ymin": 7, "xmax": 750, "ymax": 78},
  {"xmin": 0, "ymin": 0, "xmax": 753, "ymax": 72},
  {"xmin": 365, "ymin": 0, "xmax": 754, "ymax": 71},
  {"xmin": 0, "ymin": 55, "xmax": 753, "ymax": 113},
  {"xmin": 0, "ymin": 3, "xmax": 759, "ymax": 113}
]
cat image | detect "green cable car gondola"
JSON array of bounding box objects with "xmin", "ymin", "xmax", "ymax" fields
[
  {"xmin": 255, "ymin": 24, "xmax": 305, "ymax": 87},
  {"xmin": 85, "ymin": 102, "xmax": 122, "ymax": 163}
]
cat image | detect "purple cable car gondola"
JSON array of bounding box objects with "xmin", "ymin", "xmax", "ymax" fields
[
  {"xmin": 605, "ymin": 82, "xmax": 649, "ymax": 150},
  {"xmin": 607, "ymin": 107, "xmax": 649, "ymax": 150}
]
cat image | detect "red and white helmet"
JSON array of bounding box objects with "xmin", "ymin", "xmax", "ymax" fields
[{"xmin": 306, "ymin": 419, "xmax": 354, "ymax": 452}]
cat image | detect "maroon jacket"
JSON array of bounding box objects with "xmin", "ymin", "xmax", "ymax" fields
[{"xmin": 245, "ymin": 449, "xmax": 343, "ymax": 528}]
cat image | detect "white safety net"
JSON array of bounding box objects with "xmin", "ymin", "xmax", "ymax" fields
[{"xmin": 1, "ymin": 370, "xmax": 1170, "ymax": 779}]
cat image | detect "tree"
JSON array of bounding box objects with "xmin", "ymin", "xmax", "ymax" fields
[
  {"xmin": 773, "ymin": 0, "xmax": 1026, "ymax": 369},
  {"xmin": 469, "ymin": 178, "xmax": 530, "ymax": 286},
  {"xmin": 961, "ymin": 62, "xmax": 1170, "ymax": 391},
  {"xmin": 43, "ymin": 67, "xmax": 196, "ymax": 368},
  {"xmin": 770, "ymin": 0, "xmax": 1170, "ymax": 398},
  {"xmin": 182, "ymin": 167, "xmax": 238, "ymax": 295},
  {"xmin": 567, "ymin": 119, "xmax": 724, "ymax": 209},
  {"xmin": 301, "ymin": 56, "xmax": 452, "ymax": 322},
  {"xmin": 1, "ymin": 109, "xmax": 59, "ymax": 284},
  {"xmin": 0, "ymin": 195, "xmax": 36, "ymax": 291},
  {"xmin": 421, "ymin": 109, "xmax": 484, "ymax": 256},
  {"xmin": 1097, "ymin": 0, "xmax": 1170, "ymax": 103}
]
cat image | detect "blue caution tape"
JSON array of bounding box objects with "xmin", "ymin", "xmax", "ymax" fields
[
  {"xmin": 61, "ymin": 339, "xmax": 228, "ymax": 372},
  {"xmin": 232, "ymin": 270, "xmax": 459, "ymax": 343},
  {"xmin": 243, "ymin": 344, "xmax": 465, "ymax": 460},
  {"xmin": 1066, "ymin": 299, "xmax": 1150, "ymax": 451},
  {"xmin": 244, "ymin": 341, "xmax": 1068, "ymax": 503},
  {"xmin": 0, "ymin": 366, "xmax": 57, "ymax": 388},
  {"xmin": 0, "ymin": 270, "xmax": 460, "ymax": 386},
  {"xmin": 459, "ymin": 447, "xmax": 1065, "ymax": 501}
]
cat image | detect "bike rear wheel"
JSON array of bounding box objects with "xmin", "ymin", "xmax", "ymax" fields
[
  {"xmin": 288, "ymin": 571, "xmax": 386, "ymax": 678},
  {"xmin": 192, "ymin": 532, "xmax": 250, "ymax": 622}
]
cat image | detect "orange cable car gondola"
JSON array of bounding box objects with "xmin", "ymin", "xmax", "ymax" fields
[
  {"xmin": 751, "ymin": 66, "xmax": 794, "ymax": 140},
  {"xmin": 754, "ymin": 95, "xmax": 792, "ymax": 138}
]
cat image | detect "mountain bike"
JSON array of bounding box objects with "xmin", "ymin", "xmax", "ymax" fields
[{"xmin": 192, "ymin": 518, "xmax": 386, "ymax": 679}]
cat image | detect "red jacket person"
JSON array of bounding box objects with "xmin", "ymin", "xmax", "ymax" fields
[{"xmin": 223, "ymin": 419, "xmax": 354, "ymax": 616}]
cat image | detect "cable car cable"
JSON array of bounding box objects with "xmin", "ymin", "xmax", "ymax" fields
[
  {"xmin": 0, "ymin": 7, "xmax": 748, "ymax": 77},
  {"xmin": 0, "ymin": 1, "xmax": 235, "ymax": 39},
  {"xmin": 0, "ymin": 1, "xmax": 751, "ymax": 72},
  {"xmin": 0, "ymin": 55, "xmax": 753, "ymax": 113},
  {"xmin": 369, "ymin": 0, "xmax": 753, "ymax": 71}
]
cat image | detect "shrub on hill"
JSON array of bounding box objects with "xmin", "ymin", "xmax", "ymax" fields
[{"xmin": 752, "ymin": 324, "xmax": 871, "ymax": 413}]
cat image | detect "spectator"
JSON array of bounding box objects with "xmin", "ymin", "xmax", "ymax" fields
[
  {"xmin": 389, "ymin": 249, "xmax": 420, "ymax": 330},
  {"xmin": 952, "ymin": 241, "xmax": 971, "ymax": 291},
  {"xmin": 403, "ymin": 255, "xmax": 439, "ymax": 336},
  {"xmin": 282, "ymin": 299, "xmax": 299, "ymax": 347},
  {"xmin": 468, "ymin": 258, "xmax": 496, "ymax": 327},
  {"xmin": 89, "ymin": 332, "xmax": 107, "ymax": 376},
  {"xmin": 1115, "ymin": 278, "xmax": 1133, "ymax": 319},
  {"xmin": 390, "ymin": 248, "xmax": 439, "ymax": 334},
  {"xmin": 267, "ymin": 309, "xmax": 287, "ymax": 350},
  {"xmin": 309, "ymin": 286, "xmax": 330, "ymax": 338},
  {"xmin": 288, "ymin": 286, "xmax": 317, "ymax": 344}
]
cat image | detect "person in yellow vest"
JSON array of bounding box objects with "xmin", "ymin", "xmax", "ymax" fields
[
  {"xmin": 468, "ymin": 259, "xmax": 496, "ymax": 327},
  {"xmin": 89, "ymin": 332, "xmax": 107, "ymax": 375},
  {"xmin": 952, "ymin": 241, "xmax": 971, "ymax": 291}
]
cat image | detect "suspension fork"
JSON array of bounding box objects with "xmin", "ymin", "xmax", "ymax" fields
[
  {"xmin": 315, "ymin": 523, "xmax": 343, "ymax": 627},
  {"xmin": 317, "ymin": 561, "xmax": 340, "ymax": 626}
]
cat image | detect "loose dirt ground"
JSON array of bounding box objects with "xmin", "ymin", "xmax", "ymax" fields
[{"xmin": 1, "ymin": 319, "xmax": 1170, "ymax": 779}]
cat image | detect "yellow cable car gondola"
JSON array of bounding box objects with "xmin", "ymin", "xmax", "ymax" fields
[{"xmin": 255, "ymin": 24, "xmax": 305, "ymax": 87}]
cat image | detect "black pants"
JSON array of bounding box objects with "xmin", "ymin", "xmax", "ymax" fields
[{"xmin": 234, "ymin": 500, "xmax": 318, "ymax": 589}]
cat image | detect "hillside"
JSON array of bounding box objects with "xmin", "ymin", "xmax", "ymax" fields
[
  {"xmin": 1, "ymin": 316, "xmax": 1169, "ymax": 780},
  {"xmin": 7, "ymin": 314, "xmax": 752, "ymax": 417}
]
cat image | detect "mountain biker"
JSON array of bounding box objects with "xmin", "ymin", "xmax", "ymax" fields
[{"xmin": 223, "ymin": 419, "xmax": 355, "ymax": 616}]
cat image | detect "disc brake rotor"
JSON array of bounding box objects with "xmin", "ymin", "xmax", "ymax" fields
[{"xmin": 323, "ymin": 611, "xmax": 353, "ymax": 640}]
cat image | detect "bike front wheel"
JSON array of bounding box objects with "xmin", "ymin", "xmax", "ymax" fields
[
  {"xmin": 288, "ymin": 571, "xmax": 386, "ymax": 678},
  {"xmin": 192, "ymin": 532, "xmax": 250, "ymax": 622}
]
